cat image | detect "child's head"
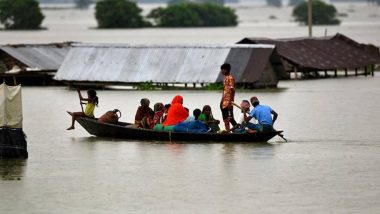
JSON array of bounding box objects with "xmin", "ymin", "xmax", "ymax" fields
[
  {"xmin": 164, "ymin": 104, "xmax": 171, "ymax": 113},
  {"xmin": 87, "ymin": 89, "xmax": 97, "ymax": 99},
  {"xmin": 154, "ymin": 103, "xmax": 164, "ymax": 112},
  {"xmin": 87, "ymin": 89, "xmax": 99, "ymax": 106},
  {"xmin": 202, "ymin": 105, "xmax": 212, "ymax": 116},
  {"xmin": 220, "ymin": 63, "xmax": 231, "ymax": 76},
  {"xmin": 193, "ymin": 108, "xmax": 201, "ymax": 120},
  {"xmin": 148, "ymin": 110, "xmax": 155, "ymax": 119},
  {"xmin": 140, "ymin": 98, "xmax": 150, "ymax": 107}
]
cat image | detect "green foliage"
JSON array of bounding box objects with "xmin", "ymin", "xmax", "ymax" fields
[
  {"xmin": 74, "ymin": 0, "xmax": 92, "ymax": 9},
  {"xmin": 266, "ymin": 0, "xmax": 282, "ymax": 7},
  {"xmin": 288, "ymin": 0, "xmax": 304, "ymax": 7},
  {"xmin": 148, "ymin": 2, "xmax": 238, "ymax": 27},
  {"xmin": 135, "ymin": 81, "xmax": 156, "ymax": 90},
  {"xmin": 0, "ymin": 0, "xmax": 44, "ymax": 30},
  {"xmin": 95, "ymin": 0, "xmax": 151, "ymax": 28},
  {"xmin": 292, "ymin": 0, "xmax": 340, "ymax": 25},
  {"xmin": 204, "ymin": 83, "xmax": 224, "ymax": 90}
]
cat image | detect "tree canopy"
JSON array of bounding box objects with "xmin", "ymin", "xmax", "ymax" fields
[
  {"xmin": 148, "ymin": 3, "xmax": 238, "ymax": 27},
  {"xmin": 292, "ymin": 0, "xmax": 340, "ymax": 25},
  {"xmin": 0, "ymin": 0, "xmax": 44, "ymax": 30},
  {"xmin": 95, "ymin": 0, "xmax": 151, "ymax": 28}
]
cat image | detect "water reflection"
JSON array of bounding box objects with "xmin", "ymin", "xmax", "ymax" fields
[{"xmin": 0, "ymin": 159, "xmax": 26, "ymax": 181}]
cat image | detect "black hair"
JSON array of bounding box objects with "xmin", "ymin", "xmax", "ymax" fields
[
  {"xmin": 164, "ymin": 104, "xmax": 171, "ymax": 109},
  {"xmin": 193, "ymin": 108, "xmax": 201, "ymax": 120},
  {"xmin": 87, "ymin": 89, "xmax": 99, "ymax": 106},
  {"xmin": 221, "ymin": 63, "xmax": 231, "ymax": 72}
]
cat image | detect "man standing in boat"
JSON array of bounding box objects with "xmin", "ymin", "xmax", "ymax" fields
[{"xmin": 220, "ymin": 63, "xmax": 237, "ymax": 132}]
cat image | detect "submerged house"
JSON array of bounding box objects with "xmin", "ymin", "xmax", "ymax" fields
[
  {"xmin": 0, "ymin": 43, "xmax": 71, "ymax": 85},
  {"xmin": 237, "ymin": 33, "xmax": 380, "ymax": 79},
  {"xmin": 54, "ymin": 44, "xmax": 281, "ymax": 88}
]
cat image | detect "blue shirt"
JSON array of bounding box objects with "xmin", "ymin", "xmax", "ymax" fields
[{"xmin": 249, "ymin": 104, "xmax": 273, "ymax": 125}]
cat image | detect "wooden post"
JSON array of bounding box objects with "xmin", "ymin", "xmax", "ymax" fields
[
  {"xmin": 324, "ymin": 70, "xmax": 327, "ymax": 78},
  {"xmin": 294, "ymin": 67, "xmax": 298, "ymax": 80},
  {"xmin": 334, "ymin": 69, "xmax": 337, "ymax": 78},
  {"xmin": 371, "ymin": 65, "xmax": 375, "ymax": 77},
  {"xmin": 193, "ymin": 83, "xmax": 196, "ymax": 88},
  {"xmin": 308, "ymin": 0, "xmax": 313, "ymax": 37},
  {"xmin": 344, "ymin": 68, "xmax": 348, "ymax": 77},
  {"xmin": 364, "ymin": 66, "xmax": 367, "ymax": 77},
  {"xmin": 185, "ymin": 83, "xmax": 187, "ymax": 88},
  {"xmin": 355, "ymin": 68, "xmax": 358, "ymax": 76},
  {"xmin": 12, "ymin": 76, "xmax": 17, "ymax": 85}
]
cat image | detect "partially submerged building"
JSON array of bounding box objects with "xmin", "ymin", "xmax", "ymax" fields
[
  {"xmin": 0, "ymin": 43, "xmax": 71, "ymax": 85},
  {"xmin": 237, "ymin": 33, "xmax": 380, "ymax": 79},
  {"xmin": 54, "ymin": 44, "xmax": 281, "ymax": 88}
]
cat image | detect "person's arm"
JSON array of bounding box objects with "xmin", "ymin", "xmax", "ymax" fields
[
  {"xmin": 77, "ymin": 88, "xmax": 91, "ymax": 102},
  {"xmin": 271, "ymin": 110, "xmax": 278, "ymax": 125}
]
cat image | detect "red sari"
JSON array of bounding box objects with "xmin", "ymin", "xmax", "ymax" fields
[{"xmin": 163, "ymin": 95, "xmax": 189, "ymax": 126}]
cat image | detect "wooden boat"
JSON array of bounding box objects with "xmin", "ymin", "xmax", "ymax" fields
[{"xmin": 73, "ymin": 115, "xmax": 283, "ymax": 143}]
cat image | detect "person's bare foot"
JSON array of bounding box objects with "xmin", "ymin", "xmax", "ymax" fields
[
  {"xmin": 66, "ymin": 126, "xmax": 75, "ymax": 130},
  {"xmin": 247, "ymin": 129, "xmax": 257, "ymax": 134}
]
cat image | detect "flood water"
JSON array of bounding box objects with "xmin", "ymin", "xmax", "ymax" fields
[{"xmin": 1, "ymin": 75, "xmax": 380, "ymax": 213}]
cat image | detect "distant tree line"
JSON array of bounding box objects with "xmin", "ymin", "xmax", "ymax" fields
[{"xmin": 95, "ymin": 0, "xmax": 237, "ymax": 28}]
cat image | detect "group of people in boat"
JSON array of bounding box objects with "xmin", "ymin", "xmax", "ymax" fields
[{"xmin": 67, "ymin": 63, "xmax": 278, "ymax": 134}]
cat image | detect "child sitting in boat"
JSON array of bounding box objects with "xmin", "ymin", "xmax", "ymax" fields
[
  {"xmin": 135, "ymin": 98, "xmax": 154, "ymax": 128},
  {"xmin": 153, "ymin": 102, "xmax": 165, "ymax": 125},
  {"xmin": 199, "ymin": 105, "xmax": 220, "ymax": 133},
  {"xmin": 67, "ymin": 88, "xmax": 99, "ymax": 130},
  {"xmin": 173, "ymin": 109, "xmax": 208, "ymax": 133}
]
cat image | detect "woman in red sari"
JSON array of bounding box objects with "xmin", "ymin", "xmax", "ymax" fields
[{"xmin": 163, "ymin": 95, "xmax": 189, "ymax": 126}]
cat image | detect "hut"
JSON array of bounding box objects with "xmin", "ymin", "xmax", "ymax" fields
[
  {"xmin": 237, "ymin": 33, "xmax": 380, "ymax": 79},
  {"xmin": 0, "ymin": 43, "xmax": 71, "ymax": 85},
  {"xmin": 54, "ymin": 44, "xmax": 280, "ymax": 89}
]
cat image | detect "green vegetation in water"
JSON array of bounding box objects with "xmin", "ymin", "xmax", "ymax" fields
[
  {"xmin": 0, "ymin": 0, "xmax": 45, "ymax": 30},
  {"xmin": 95, "ymin": 0, "xmax": 151, "ymax": 28},
  {"xmin": 292, "ymin": 0, "xmax": 340, "ymax": 25},
  {"xmin": 148, "ymin": 2, "xmax": 238, "ymax": 27},
  {"xmin": 134, "ymin": 81, "xmax": 156, "ymax": 90}
]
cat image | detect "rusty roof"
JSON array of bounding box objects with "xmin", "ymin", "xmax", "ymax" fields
[
  {"xmin": 0, "ymin": 43, "xmax": 71, "ymax": 70},
  {"xmin": 237, "ymin": 33, "xmax": 380, "ymax": 70}
]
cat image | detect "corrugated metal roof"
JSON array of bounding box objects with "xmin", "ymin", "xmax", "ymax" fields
[
  {"xmin": 54, "ymin": 44, "xmax": 274, "ymax": 83},
  {"xmin": 237, "ymin": 33, "xmax": 380, "ymax": 70},
  {"xmin": 0, "ymin": 44, "xmax": 70, "ymax": 70}
]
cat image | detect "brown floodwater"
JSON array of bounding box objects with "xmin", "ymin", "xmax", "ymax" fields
[{"xmin": 1, "ymin": 75, "xmax": 380, "ymax": 213}]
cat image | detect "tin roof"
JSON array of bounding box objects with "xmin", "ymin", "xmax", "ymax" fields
[
  {"xmin": 54, "ymin": 44, "xmax": 275, "ymax": 84},
  {"xmin": 0, "ymin": 43, "xmax": 71, "ymax": 70},
  {"xmin": 238, "ymin": 33, "xmax": 380, "ymax": 70}
]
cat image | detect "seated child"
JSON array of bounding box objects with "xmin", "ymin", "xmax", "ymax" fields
[
  {"xmin": 199, "ymin": 105, "xmax": 220, "ymax": 133},
  {"xmin": 135, "ymin": 98, "xmax": 154, "ymax": 128},
  {"xmin": 153, "ymin": 102, "xmax": 165, "ymax": 125}
]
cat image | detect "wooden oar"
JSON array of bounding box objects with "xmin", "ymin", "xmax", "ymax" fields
[
  {"xmin": 231, "ymin": 101, "xmax": 288, "ymax": 142},
  {"xmin": 77, "ymin": 88, "xmax": 84, "ymax": 113}
]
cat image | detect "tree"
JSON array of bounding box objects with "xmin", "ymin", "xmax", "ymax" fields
[
  {"xmin": 148, "ymin": 3, "xmax": 237, "ymax": 27},
  {"xmin": 95, "ymin": 0, "xmax": 151, "ymax": 28},
  {"xmin": 267, "ymin": 0, "xmax": 282, "ymax": 7},
  {"xmin": 292, "ymin": 0, "xmax": 340, "ymax": 25},
  {"xmin": 0, "ymin": 0, "xmax": 44, "ymax": 30},
  {"xmin": 74, "ymin": 0, "xmax": 92, "ymax": 9}
]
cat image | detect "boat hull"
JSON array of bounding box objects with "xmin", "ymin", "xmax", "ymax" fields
[{"xmin": 75, "ymin": 116, "xmax": 282, "ymax": 143}]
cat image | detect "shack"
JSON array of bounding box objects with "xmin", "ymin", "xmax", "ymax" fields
[
  {"xmin": 0, "ymin": 43, "xmax": 71, "ymax": 85},
  {"xmin": 54, "ymin": 44, "xmax": 280, "ymax": 89},
  {"xmin": 237, "ymin": 33, "xmax": 380, "ymax": 79}
]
